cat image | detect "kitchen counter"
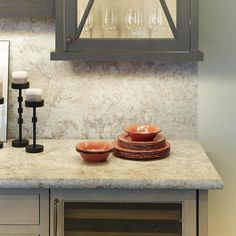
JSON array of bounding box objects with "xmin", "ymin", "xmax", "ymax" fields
[{"xmin": 0, "ymin": 139, "xmax": 223, "ymax": 189}]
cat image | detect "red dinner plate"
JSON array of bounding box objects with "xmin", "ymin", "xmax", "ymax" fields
[
  {"xmin": 113, "ymin": 150, "xmax": 170, "ymax": 160},
  {"xmin": 114, "ymin": 141, "xmax": 170, "ymax": 154},
  {"xmin": 118, "ymin": 133, "xmax": 166, "ymax": 150}
]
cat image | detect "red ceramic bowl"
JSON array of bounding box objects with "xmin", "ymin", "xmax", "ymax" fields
[
  {"xmin": 124, "ymin": 124, "xmax": 161, "ymax": 141},
  {"xmin": 75, "ymin": 141, "xmax": 114, "ymax": 162}
]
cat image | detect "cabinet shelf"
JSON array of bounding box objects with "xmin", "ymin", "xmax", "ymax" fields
[
  {"xmin": 65, "ymin": 232, "xmax": 180, "ymax": 236},
  {"xmin": 51, "ymin": 50, "xmax": 203, "ymax": 61}
]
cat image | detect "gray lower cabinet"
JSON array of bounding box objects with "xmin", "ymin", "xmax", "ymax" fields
[
  {"xmin": 50, "ymin": 189, "xmax": 198, "ymax": 236},
  {"xmin": 0, "ymin": 189, "xmax": 207, "ymax": 236},
  {"xmin": 0, "ymin": 189, "xmax": 49, "ymax": 236}
]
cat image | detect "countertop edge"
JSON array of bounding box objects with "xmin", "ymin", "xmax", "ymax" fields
[{"xmin": 0, "ymin": 178, "xmax": 224, "ymax": 190}]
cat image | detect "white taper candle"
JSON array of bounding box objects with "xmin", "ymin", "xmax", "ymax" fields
[
  {"xmin": 12, "ymin": 71, "xmax": 28, "ymax": 84},
  {"xmin": 26, "ymin": 88, "xmax": 43, "ymax": 102}
]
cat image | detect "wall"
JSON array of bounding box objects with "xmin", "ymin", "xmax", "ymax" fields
[
  {"xmin": 198, "ymin": 0, "xmax": 236, "ymax": 235},
  {"xmin": 0, "ymin": 18, "xmax": 197, "ymax": 140}
]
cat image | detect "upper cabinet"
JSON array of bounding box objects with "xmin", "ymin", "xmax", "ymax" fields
[
  {"xmin": 0, "ymin": 0, "xmax": 55, "ymax": 18},
  {"xmin": 51, "ymin": 0, "xmax": 203, "ymax": 61},
  {"xmin": 0, "ymin": 0, "xmax": 203, "ymax": 61}
]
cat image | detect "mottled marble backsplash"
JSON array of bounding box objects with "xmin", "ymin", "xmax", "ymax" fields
[{"xmin": 0, "ymin": 18, "xmax": 198, "ymax": 140}]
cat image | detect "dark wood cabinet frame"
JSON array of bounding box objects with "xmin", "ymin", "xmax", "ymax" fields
[
  {"xmin": 0, "ymin": 0, "xmax": 203, "ymax": 61},
  {"xmin": 0, "ymin": 0, "xmax": 55, "ymax": 18},
  {"xmin": 51, "ymin": 0, "xmax": 203, "ymax": 61}
]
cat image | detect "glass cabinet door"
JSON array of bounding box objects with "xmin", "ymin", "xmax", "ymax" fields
[
  {"xmin": 77, "ymin": 0, "xmax": 176, "ymax": 39},
  {"xmin": 64, "ymin": 202, "xmax": 182, "ymax": 236},
  {"xmin": 64, "ymin": 0, "xmax": 190, "ymax": 52},
  {"xmin": 51, "ymin": 189, "xmax": 197, "ymax": 236}
]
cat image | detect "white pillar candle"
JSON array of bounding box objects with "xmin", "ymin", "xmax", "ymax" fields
[
  {"xmin": 0, "ymin": 73, "xmax": 3, "ymax": 98},
  {"xmin": 26, "ymin": 88, "xmax": 43, "ymax": 102},
  {"xmin": 12, "ymin": 71, "xmax": 28, "ymax": 84}
]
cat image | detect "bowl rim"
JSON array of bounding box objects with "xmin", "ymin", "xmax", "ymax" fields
[
  {"xmin": 75, "ymin": 141, "xmax": 114, "ymax": 154},
  {"xmin": 124, "ymin": 124, "xmax": 161, "ymax": 135}
]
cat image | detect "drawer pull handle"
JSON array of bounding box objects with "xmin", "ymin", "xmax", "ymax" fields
[{"xmin": 54, "ymin": 198, "xmax": 59, "ymax": 236}]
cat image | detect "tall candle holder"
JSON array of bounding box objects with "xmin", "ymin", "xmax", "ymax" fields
[
  {"xmin": 11, "ymin": 82, "xmax": 30, "ymax": 147},
  {"xmin": 25, "ymin": 100, "xmax": 44, "ymax": 153},
  {"xmin": 0, "ymin": 97, "xmax": 4, "ymax": 149}
]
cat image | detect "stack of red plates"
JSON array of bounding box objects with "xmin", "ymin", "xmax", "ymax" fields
[{"xmin": 113, "ymin": 132, "xmax": 171, "ymax": 160}]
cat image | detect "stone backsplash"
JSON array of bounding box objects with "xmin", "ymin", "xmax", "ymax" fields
[{"xmin": 0, "ymin": 18, "xmax": 197, "ymax": 140}]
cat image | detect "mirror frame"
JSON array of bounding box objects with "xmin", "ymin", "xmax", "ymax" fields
[{"xmin": 0, "ymin": 41, "xmax": 10, "ymax": 142}]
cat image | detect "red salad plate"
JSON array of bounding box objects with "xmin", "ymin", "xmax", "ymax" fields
[{"xmin": 118, "ymin": 133, "xmax": 166, "ymax": 150}]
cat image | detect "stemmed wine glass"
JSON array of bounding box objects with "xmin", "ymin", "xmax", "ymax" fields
[
  {"xmin": 78, "ymin": 8, "xmax": 94, "ymax": 38},
  {"xmin": 102, "ymin": 7, "xmax": 118, "ymax": 37},
  {"xmin": 149, "ymin": 7, "xmax": 163, "ymax": 37},
  {"xmin": 126, "ymin": 8, "xmax": 143, "ymax": 38}
]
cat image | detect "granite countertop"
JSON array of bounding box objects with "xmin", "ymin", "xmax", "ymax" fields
[{"xmin": 0, "ymin": 139, "xmax": 223, "ymax": 189}]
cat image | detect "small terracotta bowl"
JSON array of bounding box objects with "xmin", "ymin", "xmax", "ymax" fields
[
  {"xmin": 124, "ymin": 124, "xmax": 161, "ymax": 141},
  {"xmin": 75, "ymin": 141, "xmax": 114, "ymax": 162}
]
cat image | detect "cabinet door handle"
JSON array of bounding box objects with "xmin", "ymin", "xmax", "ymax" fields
[{"xmin": 54, "ymin": 198, "xmax": 59, "ymax": 236}]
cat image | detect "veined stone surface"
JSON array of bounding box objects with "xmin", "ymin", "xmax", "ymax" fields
[
  {"xmin": 0, "ymin": 19, "xmax": 197, "ymax": 140},
  {"xmin": 0, "ymin": 139, "xmax": 223, "ymax": 189}
]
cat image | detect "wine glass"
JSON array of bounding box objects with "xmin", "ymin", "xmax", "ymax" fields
[
  {"xmin": 102, "ymin": 8, "xmax": 118, "ymax": 32},
  {"xmin": 149, "ymin": 7, "xmax": 163, "ymax": 37},
  {"xmin": 126, "ymin": 8, "xmax": 143, "ymax": 38},
  {"xmin": 78, "ymin": 8, "xmax": 94, "ymax": 38}
]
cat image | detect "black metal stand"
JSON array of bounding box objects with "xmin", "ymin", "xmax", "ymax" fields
[
  {"xmin": 11, "ymin": 82, "xmax": 30, "ymax": 148},
  {"xmin": 0, "ymin": 97, "xmax": 4, "ymax": 149},
  {"xmin": 25, "ymin": 100, "xmax": 44, "ymax": 153}
]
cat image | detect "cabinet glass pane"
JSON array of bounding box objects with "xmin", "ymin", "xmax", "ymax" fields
[
  {"xmin": 77, "ymin": 0, "xmax": 176, "ymax": 39},
  {"xmin": 64, "ymin": 202, "xmax": 182, "ymax": 236}
]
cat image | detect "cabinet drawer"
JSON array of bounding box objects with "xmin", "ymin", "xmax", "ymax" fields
[{"xmin": 0, "ymin": 195, "xmax": 39, "ymax": 225}]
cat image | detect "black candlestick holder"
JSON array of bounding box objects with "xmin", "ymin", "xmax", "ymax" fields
[
  {"xmin": 0, "ymin": 97, "xmax": 4, "ymax": 149},
  {"xmin": 25, "ymin": 100, "xmax": 44, "ymax": 153},
  {"xmin": 11, "ymin": 82, "xmax": 30, "ymax": 148}
]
